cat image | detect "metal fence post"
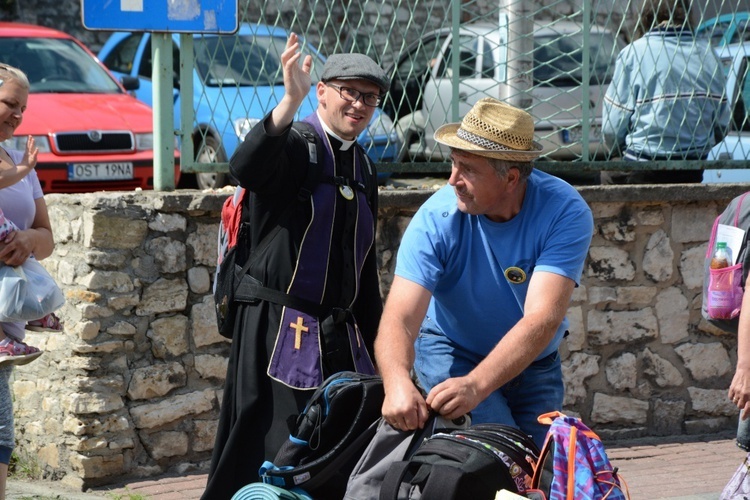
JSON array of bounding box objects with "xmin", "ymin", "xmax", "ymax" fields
[
  {"xmin": 152, "ymin": 32, "xmax": 175, "ymax": 191},
  {"xmin": 503, "ymin": 0, "xmax": 533, "ymax": 110}
]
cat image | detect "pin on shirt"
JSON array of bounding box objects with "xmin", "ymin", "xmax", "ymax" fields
[
  {"xmin": 505, "ymin": 267, "xmax": 527, "ymax": 284},
  {"xmin": 339, "ymin": 185, "xmax": 355, "ymax": 200}
]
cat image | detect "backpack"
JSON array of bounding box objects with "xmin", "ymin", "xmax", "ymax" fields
[
  {"xmin": 379, "ymin": 423, "xmax": 540, "ymax": 500},
  {"xmin": 344, "ymin": 413, "xmax": 471, "ymax": 500},
  {"xmin": 701, "ymin": 191, "xmax": 750, "ymax": 333},
  {"xmin": 529, "ymin": 412, "xmax": 629, "ymax": 500},
  {"xmin": 260, "ymin": 371, "xmax": 385, "ymax": 499},
  {"xmin": 212, "ymin": 122, "xmax": 324, "ymax": 338}
]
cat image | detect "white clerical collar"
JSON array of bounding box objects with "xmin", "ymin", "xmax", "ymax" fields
[{"xmin": 317, "ymin": 111, "xmax": 356, "ymax": 151}]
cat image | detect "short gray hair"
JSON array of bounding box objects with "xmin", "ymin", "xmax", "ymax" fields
[
  {"xmin": 0, "ymin": 63, "xmax": 30, "ymax": 91},
  {"xmin": 486, "ymin": 157, "xmax": 533, "ymax": 181}
]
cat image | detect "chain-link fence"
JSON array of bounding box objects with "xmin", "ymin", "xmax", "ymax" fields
[{"xmin": 168, "ymin": 0, "xmax": 750, "ymax": 186}]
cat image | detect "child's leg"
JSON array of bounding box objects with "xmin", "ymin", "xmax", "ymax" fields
[
  {"xmin": 26, "ymin": 313, "xmax": 63, "ymax": 332},
  {"xmin": 0, "ymin": 209, "xmax": 17, "ymax": 242},
  {"xmin": 0, "ymin": 323, "xmax": 41, "ymax": 367}
]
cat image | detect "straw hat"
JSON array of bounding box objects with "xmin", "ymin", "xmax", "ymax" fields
[{"xmin": 434, "ymin": 98, "xmax": 543, "ymax": 161}]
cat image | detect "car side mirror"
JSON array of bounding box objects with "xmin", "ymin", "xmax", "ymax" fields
[{"xmin": 120, "ymin": 76, "xmax": 140, "ymax": 91}]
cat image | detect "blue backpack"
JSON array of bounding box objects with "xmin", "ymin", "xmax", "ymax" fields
[{"xmin": 260, "ymin": 371, "xmax": 385, "ymax": 499}]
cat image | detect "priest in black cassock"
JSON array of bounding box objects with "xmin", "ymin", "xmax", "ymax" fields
[{"xmin": 202, "ymin": 33, "xmax": 388, "ymax": 499}]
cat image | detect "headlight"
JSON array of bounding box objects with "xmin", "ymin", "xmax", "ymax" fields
[
  {"xmin": 234, "ymin": 118, "xmax": 261, "ymax": 142},
  {"xmin": 135, "ymin": 133, "xmax": 154, "ymax": 150},
  {"xmin": 0, "ymin": 135, "xmax": 51, "ymax": 153}
]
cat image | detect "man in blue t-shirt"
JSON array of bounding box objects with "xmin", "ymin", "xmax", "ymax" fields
[{"xmin": 374, "ymin": 98, "xmax": 593, "ymax": 446}]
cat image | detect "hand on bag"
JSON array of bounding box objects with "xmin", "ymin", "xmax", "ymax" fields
[
  {"xmin": 426, "ymin": 375, "xmax": 484, "ymax": 421},
  {"xmin": 382, "ymin": 377, "xmax": 429, "ymax": 431},
  {"xmin": 0, "ymin": 229, "xmax": 33, "ymax": 266}
]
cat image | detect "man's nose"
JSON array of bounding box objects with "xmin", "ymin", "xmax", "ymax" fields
[
  {"xmin": 351, "ymin": 96, "xmax": 368, "ymax": 109},
  {"xmin": 448, "ymin": 167, "xmax": 460, "ymax": 186}
]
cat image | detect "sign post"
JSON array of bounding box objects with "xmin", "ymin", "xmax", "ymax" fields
[{"xmin": 81, "ymin": 0, "xmax": 238, "ymax": 190}]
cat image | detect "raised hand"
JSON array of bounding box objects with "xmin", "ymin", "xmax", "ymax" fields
[
  {"xmin": 281, "ymin": 32, "xmax": 313, "ymax": 106},
  {"xmin": 19, "ymin": 136, "xmax": 37, "ymax": 173},
  {"xmin": 268, "ymin": 33, "xmax": 314, "ymax": 134}
]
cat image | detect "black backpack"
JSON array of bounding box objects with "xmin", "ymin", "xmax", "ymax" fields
[
  {"xmin": 260, "ymin": 371, "xmax": 385, "ymax": 498},
  {"xmin": 379, "ymin": 423, "xmax": 540, "ymax": 500}
]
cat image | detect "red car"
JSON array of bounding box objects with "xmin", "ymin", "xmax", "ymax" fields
[{"xmin": 0, "ymin": 22, "xmax": 179, "ymax": 193}]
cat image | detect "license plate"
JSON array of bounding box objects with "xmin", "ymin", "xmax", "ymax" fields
[
  {"xmin": 68, "ymin": 163, "xmax": 134, "ymax": 181},
  {"xmin": 561, "ymin": 126, "xmax": 601, "ymax": 144}
]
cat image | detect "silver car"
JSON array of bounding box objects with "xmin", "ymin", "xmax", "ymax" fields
[{"xmin": 385, "ymin": 20, "xmax": 623, "ymax": 162}]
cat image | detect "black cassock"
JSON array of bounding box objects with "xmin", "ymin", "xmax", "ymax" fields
[{"xmin": 202, "ymin": 113, "xmax": 382, "ymax": 500}]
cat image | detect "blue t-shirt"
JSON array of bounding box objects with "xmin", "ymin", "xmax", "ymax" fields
[{"xmin": 395, "ymin": 169, "xmax": 593, "ymax": 360}]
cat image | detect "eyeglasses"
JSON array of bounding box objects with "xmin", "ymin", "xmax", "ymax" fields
[{"xmin": 326, "ymin": 83, "xmax": 383, "ymax": 107}]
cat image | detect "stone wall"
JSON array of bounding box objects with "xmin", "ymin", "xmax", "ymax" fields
[{"xmin": 10, "ymin": 183, "xmax": 750, "ymax": 489}]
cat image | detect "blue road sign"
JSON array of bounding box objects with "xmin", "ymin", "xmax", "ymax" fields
[{"xmin": 82, "ymin": 0, "xmax": 238, "ymax": 33}]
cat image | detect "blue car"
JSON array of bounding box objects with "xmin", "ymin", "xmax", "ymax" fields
[
  {"xmin": 98, "ymin": 24, "xmax": 399, "ymax": 189},
  {"xmin": 697, "ymin": 12, "xmax": 750, "ymax": 49},
  {"xmin": 697, "ymin": 13, "xmax": 750, "ymax": 72},
  {"xmin": 704, "ymin": 42, "xmax": 750, "ymax": 182}
]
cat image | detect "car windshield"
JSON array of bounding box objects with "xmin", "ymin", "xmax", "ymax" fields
[
  {"xmin": 195, "ymin": 34, "xmax": 323, "ymax": 87},
  {"xmin": 0, "ymin": 37, "xmax": 122, "ymax": 94},
  {"xmin": 533, "ymin": 32, "xmax": 619, "ymax": 87}
]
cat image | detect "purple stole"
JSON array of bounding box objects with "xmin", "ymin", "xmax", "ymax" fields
[{"xmin": 267, "ymin": 115, "xmax": 376, "ymax": 389}]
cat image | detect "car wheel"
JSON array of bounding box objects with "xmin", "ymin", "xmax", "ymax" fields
[
  {"xmin": 195, "ymin": 135, "xmax": 227, "ymax": 190},
  {"xmin": 395, "ymin": 111, "xmax": 427, "ymax": 162}
]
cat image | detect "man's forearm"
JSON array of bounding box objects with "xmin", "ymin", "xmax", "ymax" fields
[
  {"xmin": 468, "ymin": 315, "xmax": 558, "ymax": 399},
  {"xmin": 375, "ymin": 321, "xmax": 416, "ymax": 384}
]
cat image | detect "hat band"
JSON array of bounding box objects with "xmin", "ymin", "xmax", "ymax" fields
[{"xmin": 457, "ymin": 127, "xmax": 524, "ymax": 152}]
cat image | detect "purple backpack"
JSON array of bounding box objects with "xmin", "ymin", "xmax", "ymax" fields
[{"xmin": 528, "ymin": 412, "xmax": 629, "ymax": 500}]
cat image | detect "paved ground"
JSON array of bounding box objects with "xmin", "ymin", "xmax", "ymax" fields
[{"xmin": 4, "ymin": 432, "xmax": 746, "ymax": 499}]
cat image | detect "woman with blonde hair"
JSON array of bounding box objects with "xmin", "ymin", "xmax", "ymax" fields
[{"xmin": 0, "ymin": 63, "xmax": 56, "ymax": 499}]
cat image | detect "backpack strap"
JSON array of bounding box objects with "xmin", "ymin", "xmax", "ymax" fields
[
  {"xmin": 379, "ymin": 461, "xmax": 412, "ymax": 500},
  {"xmin": 291, "ymin": 122, "xmax": 323, "ymax": 202},
  {"xmin": 357, "ymin": 145, "xmax": 377, "ymax": 208},
  {"xmin": 734, "ymin": 192, "xmax": 750, "ymax": 227}
]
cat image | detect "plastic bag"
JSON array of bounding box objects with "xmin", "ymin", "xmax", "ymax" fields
[
  {"xmin": 0, "ymin": 259, "xmax": 64, "ymax": 322},
  {"xmin": 721, "ymin": 452, "xmax": 750, "ymax": 499},
  {"xmin": 707, "ymin": 264, "xmax": 744, "ymax": 320}
]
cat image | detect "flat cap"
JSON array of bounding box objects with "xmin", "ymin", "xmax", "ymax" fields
[{"xmin": 320, "ymin": 53, "xmax": 390, "ymax": 93}]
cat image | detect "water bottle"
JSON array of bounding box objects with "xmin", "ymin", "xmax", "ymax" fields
[
  {"xmin": 710, "ymin": 241, "xmax": 732, "ymax": 269},
  {"xmin": 708, "ymin": 242, "xmax": 734, "ymax": 319}
]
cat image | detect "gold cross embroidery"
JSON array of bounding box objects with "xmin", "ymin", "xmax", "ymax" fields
[{"xmin": 290, "ymin": 316, "xmax": 309, "ymax": 350}]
